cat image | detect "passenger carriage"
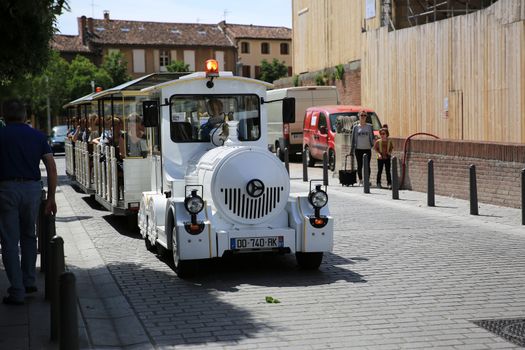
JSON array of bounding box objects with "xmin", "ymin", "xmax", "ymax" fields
[
  {"xmin": 138, "ymin": 60, "xmax": 334, "ymax": 278},
  {"xmin": 64, "ymin": 73, "xmax": 186, "ymax": 216}
]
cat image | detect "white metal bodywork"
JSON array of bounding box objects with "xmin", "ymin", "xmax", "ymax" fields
[{"xmin": 140, "ymin": 71, "xmax": 334, "ymax": 266}]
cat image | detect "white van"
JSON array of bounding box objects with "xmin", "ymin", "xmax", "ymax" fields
[{"xmin": 266, "ymin": 86, "xmax": 338, "ymax": 160}]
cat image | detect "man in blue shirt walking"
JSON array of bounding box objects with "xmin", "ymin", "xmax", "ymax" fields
[{"xmin": 0, "ymin": 99, "xmax": 57, "ymax": 305}]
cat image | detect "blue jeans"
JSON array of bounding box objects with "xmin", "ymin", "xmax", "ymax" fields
[{"xmin": 0, "ymin": 181, "xmax": 42, "ymax": 300}]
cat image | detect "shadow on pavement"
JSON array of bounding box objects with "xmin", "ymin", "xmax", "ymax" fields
[
  {"xmin": 80, "ymin": 262, "xmax": 273, "ymax": 348},
  {"xmin": 102, "ymin": 214, "xmax": 141, "ymax": 238},
  {"xmin": 154, "ymin": 251, "xmax": 367, "ymax": 293},
  {"xmin": 56, "ymin": 215, "xmax": 93, "ymax": 222}
]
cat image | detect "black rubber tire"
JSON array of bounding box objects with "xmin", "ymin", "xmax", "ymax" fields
[
  {"xmin": 305, "ymin": 147, "xmax": 316, "ymax": 167},
  {"xmin": 296, "ymin": 252, "xmax": 323, "ymax": 270},
  {"xmin": 328, "ymin": 149, "xmax": 336, "ymax": 172},
  {"xmin": 172, "ymin": 228, "xmax": 198, "ymax": 279}
]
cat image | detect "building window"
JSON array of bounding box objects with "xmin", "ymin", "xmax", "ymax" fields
[
  {"xmin": 133, "ymin": 49, "xmax": 145, "ymax": 73},
  {"xmin": 287, "ymin": 66, "xmax": 293, "ymax": 76},
  {"xmin": 183, "ymin": 50, "xmax": 195, "ymax": 71},
  {"xmin": 241, "ymin": 42, "xmax": 250, "ymax": 54},
  {"xmin": 159, "ymin": 50, "xmax": 170, "ymax": 69},
  {"xmin": 215, "ymin": 51, "xmax": 225, "ymax": 70},
  {"xmin": 261, "ymin": 42, "xmax": 270, "ymax": 54},
  {"xmin": 255, "ymin": 65, "xmax": 261, "ymax": 79},
  {"xmin": 242, "ymin": 65, "xmax": 251, "ymax": 77},
  {"xmin": 280, "ymin": 43, "xmax": 289, "ymax": 55}
]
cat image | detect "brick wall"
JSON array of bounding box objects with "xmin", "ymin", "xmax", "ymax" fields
[{"xmin": 386, "ymin": 138, "xmax": 524, "ymax": 208}]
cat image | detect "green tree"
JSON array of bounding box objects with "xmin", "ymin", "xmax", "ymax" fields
[
  {"xmin": 67, "ymin": 55, "xmax": 112, "ymax": 99},
  {"xmin": 166, "ymin": 60, "xmax": 190, "ymax": 72},
  {"xmin": 0, "ymin": 0, "xmax": 69, "ymax": 82},
  {"xmin": 259, "ymin": 58, "xmax": 288, "ymax": 83},
  {"xmin": 102, "ymin": 51, "xmax": 131, "ymax": 86},
  {"xmin": 29, "ymin": 51, "xmax": 71, "ymax": 117}
]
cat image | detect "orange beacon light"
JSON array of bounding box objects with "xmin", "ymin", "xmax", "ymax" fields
[{"xmin": 205, "ymin": 59, "xmax": 219, "ymax": 77}]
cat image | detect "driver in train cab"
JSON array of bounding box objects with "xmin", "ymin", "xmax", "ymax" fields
[{"xmin": 200, "ymin": 98, "xmax": 227, "ymax": 141}]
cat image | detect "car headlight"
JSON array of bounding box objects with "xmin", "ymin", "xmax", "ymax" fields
[
  {"xmin": 308, "ymin": 185, "xmax": 328, "ymax": 209},
  {"xmin": 184, "ymin": 192, "xmax": 204, "ymax": 214}
]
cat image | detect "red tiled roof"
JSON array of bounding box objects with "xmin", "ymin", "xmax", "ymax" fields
[
  {"xmin": 51, "ymin": 35, "xmax": 91, "ymax": 53},
  {"xmin": 221, "ymin": 23, "xmax": 291, "ymax": 40},
  {"xmin": 88, "ymin": 19, "xmax": 235, "ymax": 47}
]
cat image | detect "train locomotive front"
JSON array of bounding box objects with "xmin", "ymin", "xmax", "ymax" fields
[{"xmin": 139, "ymin": 61, "xmax": 334, "ymax": 277}]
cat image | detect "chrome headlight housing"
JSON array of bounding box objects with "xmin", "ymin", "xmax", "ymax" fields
[
  {"xmin": 308, "ymin": 185, "xmax": 328, "ymax": 209},
  {"xmin": 184, "ymin": 191, "xmax": 204, "ymax": 214}
]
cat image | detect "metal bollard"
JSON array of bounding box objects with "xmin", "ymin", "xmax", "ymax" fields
[
  {"xmin": 49, "ymin": 236, "xmax": 65, "ymax": 342},
  {"xmin": 59, "ymin": 272, "xmax": 79, "ymax": 350},
  {"xmin": 303, "ymin": 149, "xmax": 308, "ymax": 182},
  {"xmin": 427, "ymin": 159, "xmax": 435, "ymax": 207},
  {"xmin": 469, "ymin": 164, "xmax": 478, "ymax": 215},
  {"xmin": 284, "ymin": 147, "xmax": 289, "ymax": 175},
  {"xmin": 391, "ymin": 156, "xmax": 399, "ymax": 199},
  {"xmin": 363, "ymin": 153, "xmax": 370, "ymax": 194},
  {"xmin": 323, "ymin": 151, "xmax": 329, "ymax": 186},
  {"xmin": 44, "ymin": 215, "xmax": 56, "ymax": 297},
  {"xmin": 521, "ymin": 168, "xmax": 525, "ymax": 225}
]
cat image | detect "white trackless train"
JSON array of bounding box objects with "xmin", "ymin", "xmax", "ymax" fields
[{"xmin": 137, "ymin": 60, "xmax": 334, "ymax": 278}]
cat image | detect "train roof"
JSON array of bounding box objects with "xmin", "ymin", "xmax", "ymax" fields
[
  {"xmin": 141, "ymin": 71, "xmax": 273, "ymax": 93},
  {"xmin": 92, "ymin": 72, "xmax": 189, "ymax": 99}
]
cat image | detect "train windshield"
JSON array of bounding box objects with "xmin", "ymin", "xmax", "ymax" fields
[{"xmin": 169, "ymin": 94, "xmax": 261, "ymax": 143}]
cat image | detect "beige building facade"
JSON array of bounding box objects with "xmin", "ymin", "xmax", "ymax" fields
[{"xmin": 219, "ymin": 22, "xmax": 292, "ymax": 79}]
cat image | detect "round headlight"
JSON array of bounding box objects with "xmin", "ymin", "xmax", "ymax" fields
[
  {"xmin": 309, "ymin": 189, "xmax": 328, "ymax": 208},
  {"xmin": 184, "ymin": 195, "xmax": 204, "ymax": 214}
]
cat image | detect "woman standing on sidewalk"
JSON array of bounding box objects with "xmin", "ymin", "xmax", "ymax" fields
[
  {"xmin": 374, "ymin": 127, "xmax": 393, "ymax": 189},
  {"xmin": 350, "ymin": 110, "xmax": 374, "ymax": 186}
]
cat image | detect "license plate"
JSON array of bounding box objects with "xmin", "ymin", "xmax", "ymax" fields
[{"xmin": 230, "ymin": 236, "xmax": 284, "ymax": 250}]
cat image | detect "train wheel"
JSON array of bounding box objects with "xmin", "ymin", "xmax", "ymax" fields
[
  {"xmin": 296, "ymin": 252, "xmax": 323, "ymax": 270},
  {"xmin": 172, "ymin": 228, "xmax": 198, "ymax": 279}
]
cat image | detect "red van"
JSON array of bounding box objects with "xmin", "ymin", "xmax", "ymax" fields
[{"xmin": 303, "ymin": 105, "xmax": 382, "ymax": 170}]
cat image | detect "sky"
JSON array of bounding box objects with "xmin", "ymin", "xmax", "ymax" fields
[{"xmin": 56, "ymin": 0, "xmax": 292, "ymax": 35}]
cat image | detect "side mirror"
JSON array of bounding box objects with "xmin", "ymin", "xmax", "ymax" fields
[
  {"xmin": 282, "ymin": 97, "xmax": 295, "ymax": 124},
  {"xmin": 143, "ymin": 100, "xmax": 159, "ymax": 127}
]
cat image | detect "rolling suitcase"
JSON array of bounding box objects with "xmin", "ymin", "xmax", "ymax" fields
[{"xmin": 339, "ymin": 153, "xmax": 357, "ymax": 186}]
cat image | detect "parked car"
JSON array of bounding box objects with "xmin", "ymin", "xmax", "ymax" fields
[
  {"xmin": 48, "ymin": 125, "xmax": 68, "ymax": 154},
  {"xmin": 303, "ymin": 105, "xmax": 382, "ymax": 170},
  {"xmin": 266, "ymin": 86, "xmax": 338, "ymax": 160}
]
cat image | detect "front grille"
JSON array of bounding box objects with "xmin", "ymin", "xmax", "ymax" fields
[{"xmin": 220, "ymin": 186, "xmax": 284, "ymax": 220}]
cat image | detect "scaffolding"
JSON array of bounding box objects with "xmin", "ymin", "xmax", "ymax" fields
[{"xmin": 401, "ymin": 0, "xmax": 497, "ymax": 27}]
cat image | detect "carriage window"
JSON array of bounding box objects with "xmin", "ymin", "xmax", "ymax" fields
[{"xmin": 169, "ymin": 95, "xmax": 261, "ymax": 143}]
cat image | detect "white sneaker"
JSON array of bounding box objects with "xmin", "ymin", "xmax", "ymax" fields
[{"xmin": 358, "ymin": 180, "xmax": 363, "ymax": 186}]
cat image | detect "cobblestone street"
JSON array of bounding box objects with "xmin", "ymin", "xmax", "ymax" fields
[{"xmin": 49, "ymin": 158, "xmax": 525, "ymax": 349}]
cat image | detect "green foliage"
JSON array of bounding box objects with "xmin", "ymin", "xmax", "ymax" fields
[
  {"xmin": 102, "ymin": 51, "xmax": 131, "ymax": 86},
  {"xmin": 259, "ymin": 58, "xmax": 288, "ymax": 83},
  {"xmin": 293, "ymin": 74, "xmax": 300, "ymax": 87},
  {"xmin": 315, "ymin": 73, "xmax": 326, "ymax": 86},
  {"xmin": 29, "ymin": 51, "xmax": 71, "ymax": 117},
  {"xmin": 67, "ymin": 55, "xmax": 112, "ymax": 99},
  {"xmin": 0, "ymin": 0, "xmax": 69, "ymax": 81},
  {"xmin": 334, "ymin": 64, "xmax": 345, "ymax": 81},
  {"xmin": 166, "ymin": 60, "xmax": 190, "ymax": 72}
]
